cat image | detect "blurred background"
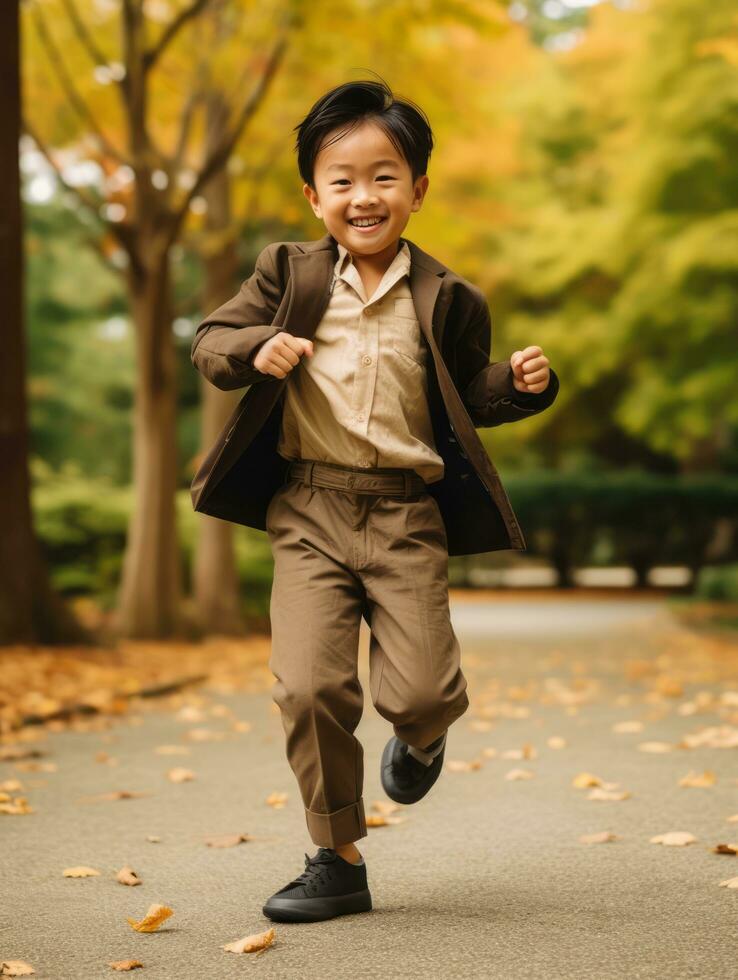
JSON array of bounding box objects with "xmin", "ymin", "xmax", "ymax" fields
[{"xmin": 3, "ymin": 0, "xmax": 738, "ymax": 654}]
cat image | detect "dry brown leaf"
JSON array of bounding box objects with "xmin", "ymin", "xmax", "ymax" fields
[
  {"xmin": 713, "ymin": 843, "xmax": 738, "ymax": 855},
  {"xmin": 0, "ymin": 963, "xmax": 35, "ymax": 977},
  {"xmin": 108, "ymin": 961, "xmax": 143, "ymax": 972},
  {"xmin": 572, "ymin": 772, "xmax": 602, "ymax": 789},
  {"xmin": 579, "ymin": 831, "xmax": 618, "ymax": 844},
  {"xmin": 63, "ymin": 866, "xmax": 101, "ymax": 878},
  {"xmin": 126, "ymin": 903, "xmax": 173, "ymax": 932},
  {"xmin": 505, "ymin": 768, "xmax": 535, "ymax": 781},
  {"xmin": 587, "ymin": 788, "xmax": 631, "ymax": 802},
  {"xmin": 679, "ymin": 770, "xmax": 716, "ymax": 788},
  {"xmin": 547, "ymin": 736, "xmax": 566, "ymax": 749},
  {"xmin": 719, "ymin": 876, "xmax": 738, "ymax": 888},
  {"xmin": 205, "ymin": 833, "xmax": 254, "ymax": 848},
  {"xmin": 637, "ymin": 741, "xmax": 675, "ymax": 753},
  {"xmin": 0, "ymin": 797, "xmax": 34, "ymax": 815},
  {"xmin": 223, "ymin": 927, "xmax": 276, "ymax": 954},
  {"xmin": 116, "ymin": 866, "xmax": 142, "ymax": 886},
  {"xmin": 654, "ymin": 676, "xmax": 684, "ymax": 698},
  {"xmin": 167, "ymin": 767, "xmax": 195, "ymax": 783},
  {"xmin": 370, "ymin": 800, "xmax": 401, "ymax": 816},
  {"xmin": 366, "ymin": 814, "xmax": 404, "ymax": 827},
  {"xmin": 84, "ymin": 790, "xmax": 149, "ymax": 803},
  {"xmin": 265, "ymin": 791, "xmax": 288, "ymax": 808},
  {"xmin": 0, "ymin": 780, "xmax": 24, "ymax": 792},
  {"xmin": 650, "ymin": 831, "xmax": 697, "ymax": 846},
  {"xmin": 446, "ymin": 759, "xmax": 482, "ymax": 772}
]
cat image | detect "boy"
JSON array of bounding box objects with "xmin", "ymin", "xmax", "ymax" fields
[{"xmin": 190, "ymin": 79, "xmax": 559, "ymax": 924}]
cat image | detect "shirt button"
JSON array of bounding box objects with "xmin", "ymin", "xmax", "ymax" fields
[
  {"xmin": 364, "ymin": 306, "xmax": 377, "ymax": 316},
  {"xmin": 362, "ymin": 355, "xmax": 372, "ymax": 365}
]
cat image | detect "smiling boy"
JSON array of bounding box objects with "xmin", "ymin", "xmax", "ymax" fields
[{"xmin": 190, "ymin": 79, "xmax": 559, "ymax": 924}]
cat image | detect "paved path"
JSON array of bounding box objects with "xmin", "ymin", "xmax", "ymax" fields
[{"xmin": 2, "ymin": 596, "xmax": 737, "ymax": 979}]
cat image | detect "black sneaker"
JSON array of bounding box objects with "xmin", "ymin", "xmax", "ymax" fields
[
  {"xmin": 262, "ymin": 847, "xmax": 372, "ymax": 923},
  {"xmin": 380, "ymin": 731, "xmax": 447, "ymax": 804}
]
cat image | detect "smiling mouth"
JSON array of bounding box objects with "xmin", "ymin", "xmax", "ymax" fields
[{"xmin": 347, "ymin": 217, "xmax": 387, "ymax": 229}]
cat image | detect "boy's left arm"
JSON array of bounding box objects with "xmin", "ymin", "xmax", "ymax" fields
[{"xmin": 455, "ymin": 296, "xmax": 559, "ymax": 427}]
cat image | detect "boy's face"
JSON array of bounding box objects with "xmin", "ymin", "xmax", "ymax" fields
[{"xmin": 303, "ymin": 120, "xmax": 429, "ymax": 258}]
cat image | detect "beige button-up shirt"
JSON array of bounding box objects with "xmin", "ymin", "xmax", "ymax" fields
[{"xmin": 276, "ymin": 238, "xmax": 445, "ymax": 484}]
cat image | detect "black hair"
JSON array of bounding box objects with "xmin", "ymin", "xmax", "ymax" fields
[{"xmin": 293, "ymin": 75, "xmax": 434, "ymax": 189}]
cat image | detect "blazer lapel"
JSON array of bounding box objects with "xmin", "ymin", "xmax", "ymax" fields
[{"xmin": 283, "ymin": 232, "xmax": 450, "ymax": 350}]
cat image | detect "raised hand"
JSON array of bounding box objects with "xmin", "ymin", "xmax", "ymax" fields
[
  {"xmin": 510, "ymin": 345, "xmax": 551, "ymax": 395},
  {"xmin": 253, "ymin": 333, "xmax": 314, "ymax": 379}
]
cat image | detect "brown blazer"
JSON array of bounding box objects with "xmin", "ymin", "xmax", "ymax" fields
[{"xmin": 190, "ymin": 232, "xmax": 559, "ymax": 555}]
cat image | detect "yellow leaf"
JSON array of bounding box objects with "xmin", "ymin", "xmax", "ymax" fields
[
  {"xmin": 63, "ymin": 866, "xmax": 101, "ymax": 877},
  {"xmin": 650, "ymin": 831, "xmax": 697, "ymax": 846},
  {"xmin": 116, "ymin": 866, "xmax": 142, "ymax": 886},
  {"xmin": 612, "ymin": 721, "xmax": 644, "ymax": 734},
  {"xmin": 0, "ymin": 962, "xmax": 35, "ymax": 977},
  {"xmin": 679, "ymin": 770, "xmax": 716, "ymax": 788},
  {"xmin": 126, "ymin": 903, "xmax": 173, "ymax": 932},
  {"xmin": 370, "ymin": 800, "xmax": 400, "ymax": 816},
  {"xmin": 223, "ymin": 927, "xmax": 276, "ymax": 954},
  {"xmin": 505, "ymin": 768, "xmax": 535, "ymax": 780},
  {"xmin": 718, "ymin": 876, "xmax": 738, "ymax": 888},
  {"xmin": 587, "ymin": 788, "xmax": 631, "ymax": 801},
  {"xmin": 547, "ymin": 736, "xmax": 566, "ymax": 749},
  {"xmin": 579, "ymin": 831, "xmax": 618, "ymax": 844},
  {"xmin": 108, "ymin": 961, "xmax": 143, "ymax": 972},
  {"xmin": 637, "ymin": 741, "xmax": 674, "ymax": 753},
  {"xmin": 572, "ymin": 772, "xmax": 602, "ymax": 788},
  {"xmin": 265, "ymin": 791, "xmax": 288, "ymax": 808},
  {"xmin": 167, "ymin": 768, "xmax": 195, "ymax": 783}
]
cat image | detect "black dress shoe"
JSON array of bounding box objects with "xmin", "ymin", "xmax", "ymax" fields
[
  {"xmin": 262, "ymin": 847, "xmax": 372, "ymax": 923},
  {"xmin": 380, "ymin": 731, "xmax": 447, "ymax": 804}
]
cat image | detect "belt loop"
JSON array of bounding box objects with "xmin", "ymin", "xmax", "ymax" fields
[{"xmin": 306, "ymin": 460, "xmax": 315, "ymax": 490}]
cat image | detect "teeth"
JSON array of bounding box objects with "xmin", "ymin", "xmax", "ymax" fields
[{"xmin": 350, "ymin": 218, "xmax": 384, "ymax": 226}]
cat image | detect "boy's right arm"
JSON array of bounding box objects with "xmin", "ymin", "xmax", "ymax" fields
[{"xmin": 190, "ymin": 243, "xmax": 285, "ymax": 390}]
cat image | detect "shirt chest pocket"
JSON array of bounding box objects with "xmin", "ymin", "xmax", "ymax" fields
[{"xmin": 391, "ymin": 298, "xmax": 426, "ymax": 368}]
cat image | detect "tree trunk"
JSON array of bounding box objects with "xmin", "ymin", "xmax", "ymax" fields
[
  {"xmin": 0, "ymin": 0, "xmax": 90, "ymax": 645},
  {"xmin": 191, "ymin": 90, "xmax": 245, "ymax": 636},
  {"xmin": 113, "ymin": 254, "xmax": 185, "ymax": 638}
]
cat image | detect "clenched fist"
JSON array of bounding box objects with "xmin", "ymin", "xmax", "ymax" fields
[
  {"xmin": 510, "ymin": 345, "xmax": 551, "ymax": 395},
  {"xmin": 253, "ymin": 332, "xmax": 314, "ymax": 379}
]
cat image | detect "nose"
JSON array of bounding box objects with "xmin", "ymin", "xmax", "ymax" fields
[{"xmin": 351, "ymin": 186, "xmax": 380, "ymax": 207}]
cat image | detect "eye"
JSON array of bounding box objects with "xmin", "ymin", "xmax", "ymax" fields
[{"xmin": 377, "ymin": 175, "xmax": 396, "ymax": 180}]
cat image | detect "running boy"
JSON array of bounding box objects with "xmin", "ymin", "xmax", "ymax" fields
[{"xmin": 190, "ymin": 78, "xmax": 559, "ymax": 924}]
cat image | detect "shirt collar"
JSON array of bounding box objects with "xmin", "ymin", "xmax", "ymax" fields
[{"xmin": 335, "ymin": 238, "xmax": 411, "ymax": 279}]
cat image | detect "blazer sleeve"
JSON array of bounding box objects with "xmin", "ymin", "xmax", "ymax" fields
[
  {"xmin": 190, "ymin": 243, "xmax": 285, "ymax": 390},
  {"xmin": 456, "ymin": 296, "xmax": 559, "ymax": 428}
]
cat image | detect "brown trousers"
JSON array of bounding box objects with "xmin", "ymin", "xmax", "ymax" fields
[{"xmin": 265, "ymin": 459, "xmax": 469, "ymax": 848}]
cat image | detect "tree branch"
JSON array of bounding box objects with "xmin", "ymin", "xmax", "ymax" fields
[
  {"xmin": 31, "ymin": 4, "xmax": 130, "ymax": 167},
  {"xmin": 59, "ymin": 0, "xmax": 111, "ymax": 71},
  {"xmin": 169, "ymin": 31, "xmax": 289, "ymax": 243},
  {"xmin": 144, "ymin": 0, "xmax": 217, "ymax": 72}
]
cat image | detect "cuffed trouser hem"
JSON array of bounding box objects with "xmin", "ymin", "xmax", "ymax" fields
[{"xmin": 305, "ymin": 799, "xmax": 368, "ymax": 848}]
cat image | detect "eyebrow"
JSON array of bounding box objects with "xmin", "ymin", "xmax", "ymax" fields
[{"xmin": 326, "ymin": 159, "xmax": 400, "ymax": 171}]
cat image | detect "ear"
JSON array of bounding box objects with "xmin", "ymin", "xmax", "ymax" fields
[
  {"xmin": 411, "ymin": 174, "xmax": 429, "ymax": 213},
  {"xmin": 303, "ymin": 183, "xmax": 322, "ymax": 219}
]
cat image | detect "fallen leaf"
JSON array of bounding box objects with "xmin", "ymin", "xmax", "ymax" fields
[
  {"xmin": 481, "ymin": 747, "xmax": 498, "ymax": 758},
  {"xmin": 232, "ymin": 721, "xmax": 253, "ymax": 733},
  {"xmin": 146, "ymin": 835, "xmax": 161, "ymax": 843},
  {"xmin": 505, "ymin": 768, "xmax": 535, "ymax": 781},
  {"xmin": 579, "ymin": 831, "xmax": 618, "ymax": 844},
  {"xmin": 713, "ymin": 843, "xmax": 738, "ymax": 855},
  {"xmin": 445, "ymin": 759, "xmax": 482, "ymax": 772},
  {"xmin": 370, "ymin": 800, "xmax": 401, "ymax": 816},
  {"xmin": 167, "ymin": 768, "xmax": 195, "ymax": 783},
  {"xmin": 468, "ymin": 719, "xmax": 494, "ymax": 732},
  {"xmin": 0, "ymin": 797, "xmax": 34, "ymax": 815},
  {"xmin": 205, "ymin": 833, "xmax": 254, "ymax": 848},
  {"xmin": 83, "ymin": 790, "xmax": 149, "ymax": 803},
  {"xmin": 587, "ymin": 788, "xmax": 631, "ymax": 801},
  {"xmin": 116, "ymin": 866, "xmax": 142, "ymax": 886},
  {"xmin": 108, "ymin": 961, "xmax": 143, "ymax": 972},
  {"xmin": 223, "ymin": 927, "xmax": 276, "ymax": 954},
  {"xmin": 186, "ymin": 728, "xmax": 225, "ymax": 743},
  {"xmin": 718, "ymin": 876, "xmax": 738, "ymax": 888},
  {"xmin": 63, "ymin": 866, "xmax": 101, "ymax": 878},
  {"xmin": 366, "ymin": 814, "xmax": 404, "ymax": 827},
  {"xmin": 265, "ymin": 792, "xmax": 288, "ymax": 808},
  {"xmin": 0, "ymin": 780, "xmax": 24, "ymax": 792},
  {"xmin": 679, "ymin": 770, "xmax": 716, "ymax": 788},
  {"xmin": 0, "ymin": 962, "xmax": 35, "ymax": 976},
  {"xmin": 650, "ymin": 831, "xmax": 697, "ymax": 846},
  {"xmin": 637, "ymin": 741, "xmax": 675, "ymax": 753},
  {"xmin": 572, "ymin": 772, "xmax": 602, "ymax": 789},
  {"xmin": 126, "ymin": 903, "xmax": 173, "ymax": 932},
  {"xmin": 547, "ymin": 736, "xmax": 566, "ymax": 749},
  {"xmin": 727, "ymin": 814, "xmax": 738, "ymax": 823}
]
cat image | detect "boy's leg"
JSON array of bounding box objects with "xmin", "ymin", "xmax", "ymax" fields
[
  {"xmin": 267, "ymin": 476, "xmax": 368, "ymax": 849},
  {"xmin": 363, "ymin": 491, "xmax": 469, "ymax": 749}
]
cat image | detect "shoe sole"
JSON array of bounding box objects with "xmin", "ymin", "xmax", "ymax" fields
[
  {"xmin": 262, "ymin": 887, "xmax": 373, "ymax": 923},
  {"xmin": 380, "ymin": 735, "xmax": 445, "ymax": 804}
]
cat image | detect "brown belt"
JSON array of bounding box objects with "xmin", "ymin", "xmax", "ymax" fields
[{"xmin": 286, "ymin": 459, "xmax": 427, "ymax": 497}]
